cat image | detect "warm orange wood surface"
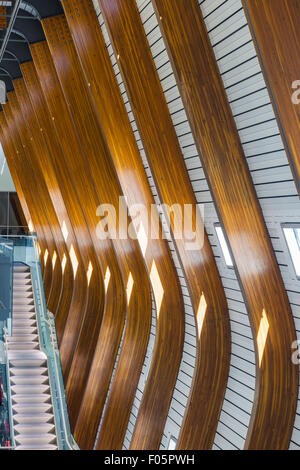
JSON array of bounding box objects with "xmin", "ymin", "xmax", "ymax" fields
[
  {"xmin": 21, "ymin": 56, "xmax": 123, "ymax": 432},
  {"xmin": 99, "ymin": 0, "xmax": 231, "ymax": 449},
  {"xmin": 9, "ymin": 85, "xmax": 63, "ymax": 317},
  {"xmin": 152, "ymin": 0, "xmax": 298, "ymax": 449},
  {"xmin": 62, "ymin": 0, "xmax": 186, "ymax": 450},
  {"xmin": 41, "ymin": 16, "xmax": 153, "ymax": 449},
  {"xmin": 243, "ymin": 0, "xmax": 300, "ymax": 195},
  {"xmin": 13, "ymin": 77, "xmax": 81, "ymax": 347},
  {"xmin": 17, "ymin": 65, "xmax": 106, "ymax": 413},
  {"xmin": 18, "ymin": 63, "xmax": 74, "ymax": 346},
  {"xmin": 3, "ymin": 96, "xmax": 53, "ymax": 303},
  {"xmin": 31, "ymin": 29, "xmax": 151, "ymax": 449}
]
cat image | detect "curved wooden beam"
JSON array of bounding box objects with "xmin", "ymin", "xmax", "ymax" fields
[
  {"xmin": 152, "ymin": 0, "xmax": 298, "ymax": 450},
  {"xmin": 3, "ymin": 95, "xmax": 53, "ymax": 303},
  {"xmin": 8, "ymin": 85, "xmax": 62, "ymax": 317},
  {"xmin": 20, "ymin": 58, "xmax": 125, "ymax": 434},
  {"xmin": 98, "ymin": 0, "xmax": 231, "ymax": 450},
  {"xmin": 61, "ymin": 0, "xmax": 186, "ymax": 450},
  {"xmin": 12, "ymin": 77, "xmax": 82, "ymax": 345},
  {"xmin": 243, "ymin": 0, "xmax": 300, "ymax": 196},
  {"xmin": 31, "ymin": 32, "xmax": 152, "ymax": 449},
  {"xmin": 14, "ymin": 72, "xmax": 107, "ymax": 420}
]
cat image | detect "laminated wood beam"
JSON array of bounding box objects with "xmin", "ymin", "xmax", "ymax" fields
[
  {"xmin": 14, "ymin": 72, "xmax": 106, "ymax": 420},
  {"xmin": 3, "ymin": 96, "xmax": 53, "ymax": 303},
  {"xmin": 152, "ymin": 0, "xmax": 298, "ymax": 449},
  {"xmin": 243, "ymin": 0, "xmax": 300, "ymax": 196},
  {"xmin": 98, "ymin": 0, "xmax": 231, "ymax": 450},
  {"xmin": 20, "ymin": 58, "xmax": 123, "ymax": 433},
  {"xmin": 61, "ymin": 0, "xmax": 186, "ymax": 450},
  {"xmin": 31, "ymin": 34, "xmax": 151, "ymax": 449}
]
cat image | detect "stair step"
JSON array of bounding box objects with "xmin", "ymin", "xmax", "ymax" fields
[
  {"xmin": 13, "ymin": 413, "xmax": 54, "ymax": 424},
  {"xmin": 13, "ymin": 291, "xmax": 33, "ymax": 298},
  {"xmin": 7, "ymin": 343, "xmax": 39, "ymax": 351},
  {"xmin": 14, "ymin": 266, "xmax": 30, "ymax": 273},
  {"xmin": 15, "ymin": 444, "xmax": 58, "ymax": 450},
  {"xmin": 10, "ymin": 367, "xmax": 48, "ymax": 376},
  {"xmin": 12, "ymin": 327, "xmax": 38, "ymax": 335},
  {"xmin": 15, "ymin": 434, "xmax": 57, "ymax": 445},
  {"xmin": 15, "ymin": 423, "xmax": 56, "ymax": 434},
  {"xmin": 13, "ymin": 319, "xmax": 37, "ymax": 328},
  {"xmin": 7, "ymin": 335, "xmax": 39, "ymax": 343},
  {"xmin": 13, "ymin": 289, "xmax": 33, "ymax": 295},
  {"xmin": 9, "ymin": 359, "xmax": 47, "ymax": 367},
  {"xmin": 13, "ymin": 303, "xmax": 35, "ymax": 309},
  {"xmin": 12, "ymin": 403, "xmax": 53, "ymax": 414},
  {"xmin": 8, "ymin": 350, "xmax": 46, "ymax": 359},
  {"xmin": 11, "ymin": 375, "xmax": 49, "ymax": 385},
  {"xmin": 13, "ymin": 308, "xmax": 35, "ymax": 315},
  {"xmin": 11, "ymin": 384, "xmax": 50, "ymax": 395},
  {"xmin": 12, "ymin": 394, "xmax": 52, "ymax": 404}
]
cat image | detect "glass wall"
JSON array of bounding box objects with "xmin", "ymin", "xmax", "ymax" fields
[{"xmin": 0, "ymin": 192, "xmax": 27, "ymax": 236}]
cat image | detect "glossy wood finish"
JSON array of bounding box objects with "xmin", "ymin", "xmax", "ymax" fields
[
  {"xmin": 21, "ymin": 57, "xmax": 124, "ymax": 433},
  {"xmin": 243, "ymin": 0, "xmax": 300, "ymax": 195},
  {"xmin": 18, "ymin": 64, "xmax": 74, "ymax": 347},
  {"xmin": 12, "ymin": 78, "xmax": 80, "ymax": 343},
  {"xmin": 152, "ymin": 0, "xmax": 298, "ymax": 449},
  {"xmin": 10, "ymin": 84, "xmax": 62, "ymax": 316},
  {"xmin": 16, "ymin": 67, "xmax": 106, "ymax": 415},
  {"xmin": 3, "ymin": 95, "xmax": 53, "ymax": 302},
  {"xmin": 62, "ymin": 0, "xmax": 186, "ymax": 450},
  {"xmin": 31, "ymin": 31, "xmax": 151, "ymax": 449},
  {"xmin": 99, "ymin": 0, "xmax": 231, "ymax": 450}
]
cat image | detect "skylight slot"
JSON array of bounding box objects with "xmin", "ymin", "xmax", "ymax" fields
[{"xmin": 215, "ymin": 224, "xmax": 233, "ymax": 268}]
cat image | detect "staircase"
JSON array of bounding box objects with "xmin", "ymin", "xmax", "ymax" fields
[{"xmin": 6, "ymin": 265, "xmax": 58, "ymax": 450}]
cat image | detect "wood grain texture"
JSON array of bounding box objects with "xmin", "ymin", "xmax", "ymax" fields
[
  {"xmin": 9, "ymin": 83, "xmax": 63, "ymax": 317},
  {"xmin": 152, "ymin": 0, "xmax": 298, "ymax": 449},
  {"xmin": 32, "ymin": 30, "xmax": 151, "ymax": 450},
  {"xmin": 12, "ymin": 77, "xmax": 82, "ymax": 348},
  {"xmin": 17, "ymin": 64, "xmax": 107, "ymax": 420},
  {"xmin": 243, "ymin": 0, "xmax": 300, "ymax": 195},
  {"xmin": 99, "ymin": 0, "xmax": 231, "ymax": 450},
  {"xmin": 3, "ymin": 95, "xmax": 53, "ymax": 303},
  {"xmin": 61, "ymin": 0, "xmax": 186, "ymax": 450},
  {"xmin": 18, "ymin": 64, "xmax": 74, "ymax": 346},
  {"xmin": 21, "ymin": 56, "xmax": 124, "ymax": 434}
]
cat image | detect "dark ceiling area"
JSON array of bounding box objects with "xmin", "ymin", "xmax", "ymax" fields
[{"xmin": 0, "ymin": 1, "xmax": 63, "ymax": 89}]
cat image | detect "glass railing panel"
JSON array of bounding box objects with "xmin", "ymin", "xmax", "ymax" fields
[{"xmin": 0, "ymin": 238, "xmax": 13, "ymax": 339}]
